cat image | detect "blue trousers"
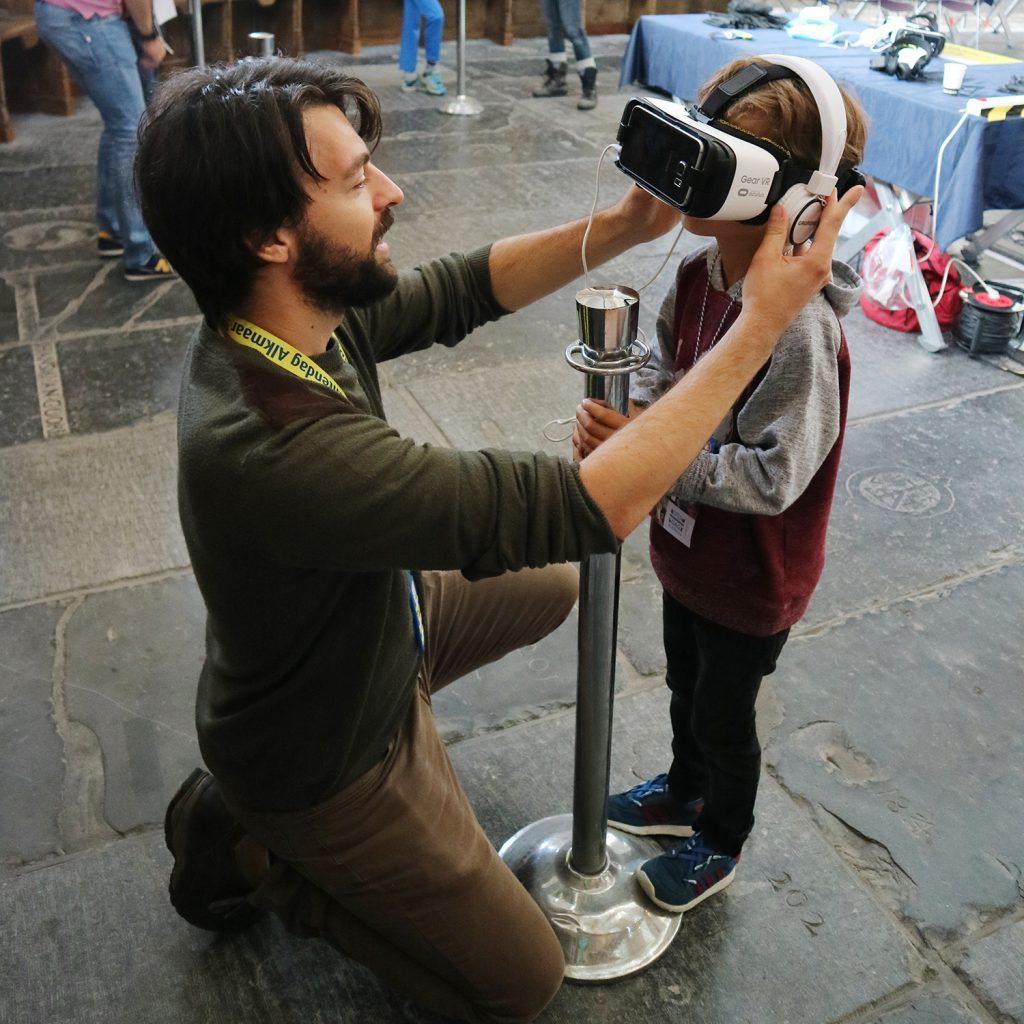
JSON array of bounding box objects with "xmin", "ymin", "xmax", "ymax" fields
[
  {"xmin": 538, "ymin": 0, "xmax": 592, "ymax": 62},
  {"xmin": 34, "ymin": 1, "xmax": 155, "ymax": 268},
  {"xmin": 399, "ymin": 0, "xmax": 444, "ymax": 75}
]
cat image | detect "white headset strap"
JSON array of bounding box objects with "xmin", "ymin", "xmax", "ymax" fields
[{"xmin": 759, "ymin": 54, "xmax": 847, "ymax": 192}]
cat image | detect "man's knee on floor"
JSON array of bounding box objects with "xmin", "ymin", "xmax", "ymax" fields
[{"xmin": 472, "ymin": 931, "xmax": 565, "ymax": 1024}]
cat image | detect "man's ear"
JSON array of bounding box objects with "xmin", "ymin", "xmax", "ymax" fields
[{"xmin": 250, "ymin": 226, "xmax": 295, "ymax": 266}]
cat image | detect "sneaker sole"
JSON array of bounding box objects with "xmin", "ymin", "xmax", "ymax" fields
[
  {"xmin": 97, "ymin": 249, "xmax": 124, "ymax": 259},
  {"xmin": 124, "ymin": 270, "xmax": 176, "ymax": 282},
  {"xmin": 608, "ymin": 817, "xmax": 695, "ymax": 838},
  {"xmin": 164, "ymin": 768, "xmax": 264, "ymax": 932},
  {"xmin": 636, "ymin": 864, "xmax": 736, "ymax": 914}
]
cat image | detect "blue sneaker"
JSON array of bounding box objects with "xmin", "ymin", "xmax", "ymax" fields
[
  {"xmin": 636, "ymin": 832, "xmax": 739, "ymax": 914},
  {"xmin": 420, "ymin": 67, "xmax": 447, "ymax": 96},
  {"xmin": 607, "ymin": 773, "xmax": 703, "ymax": 838}
]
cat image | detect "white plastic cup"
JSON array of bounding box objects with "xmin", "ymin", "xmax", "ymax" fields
[{"xmin": 943, "ymin": 62, "xmax": 967, "ymax": 95}]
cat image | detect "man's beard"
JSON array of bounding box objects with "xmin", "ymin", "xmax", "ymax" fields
[{"xmin": 292, "ymin": 208, "xmax": 398, "ymax": 313}]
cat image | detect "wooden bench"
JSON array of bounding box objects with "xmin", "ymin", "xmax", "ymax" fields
[{"xmin": 1, "ymin": 1, "xmax": 75, "ymax": 143}]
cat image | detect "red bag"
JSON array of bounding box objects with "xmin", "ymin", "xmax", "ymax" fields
[{"xmin": 859, "ymin": 229, "xmax": 963, "ymax": 333}]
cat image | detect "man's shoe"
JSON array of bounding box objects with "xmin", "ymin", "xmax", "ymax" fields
[
  {"xmin": 636, "ymin": 832, "xmax": 739, "ymax": 914},
  {"xmin": 124, "ymin": 255, "xmax": 177, "ymax": 282},
  {"xmin": 165, "ymin": 768, "xmax": 267, "ymax": 932},
  {"xmin": 578, "ymin": 66, "xmax": 598, "ymax": 110},
  {"xmin": 97, "ymin": 231, "xmax": 124, "ymax": 259},
  {"xmin": 608, "ymin": 773, "xmax": 703, "ymax": 837},
  {"xmin": 401, "ymin": 74, "xmax": 420, "ymax": 93},
  {"xmin": 532, "ymin": 59, "xmax": 568, "ymax": 98}
]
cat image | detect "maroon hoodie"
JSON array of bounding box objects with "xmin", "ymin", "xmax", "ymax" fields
[{"xmin": 630, "ymin": 246, "xmax": 857, "ymax": 637}]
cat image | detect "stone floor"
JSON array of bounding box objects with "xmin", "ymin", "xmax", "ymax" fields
[{"xmin": 2, "ymin": 28, "xmax": 1024, "ymax": 1024}]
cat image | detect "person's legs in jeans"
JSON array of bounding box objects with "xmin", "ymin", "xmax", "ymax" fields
[
  {"xmin": 556, "ymin": 0, "xmax": 592, "ymax": 64},
  {"xmin": 539, "ymin": 0, "xmax": 566, "ymax": 59},
  {"xmin": 687, "ymin": 612, "xmax": 789, "ymax": 856},
  {"xmin": 555, "ymin": 0, "xmax": 596, "ymax": 107},
  {"xmin": 399, "ymin": 0, "xmax": 443, "ymax": 74},
  {"xmin": 226, "ymin": 565, "xmax": 579, "ymax": 1023},
  {"xmin": 34, "ymin": 3, "xmax": 155, "ymax": 268}
]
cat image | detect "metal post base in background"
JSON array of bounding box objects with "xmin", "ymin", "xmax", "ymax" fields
[
  {"xmin": 501, "ymin": 286, "xmax": 680, "ymax": 982},
  {"xmin": 440, "ymin": 0, "xmax": 482, "ymax": 116},
  {"xmin": 500, "ymin": 816, "xmax": 680, "ymax": 982}
]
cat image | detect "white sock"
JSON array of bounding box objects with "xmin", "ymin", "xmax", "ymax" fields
[
  {"xmin": 548, "ymin": 51, "xmax": 568, "ymax": 65},
  {"xmin": 577, "ymin": 56, "xmax": 597, "ymax": 72}
]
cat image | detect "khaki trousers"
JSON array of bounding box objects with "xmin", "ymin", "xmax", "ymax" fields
[{"xmin": 227, "ymin": 565, "xmax": 580, "ymax": 1024}]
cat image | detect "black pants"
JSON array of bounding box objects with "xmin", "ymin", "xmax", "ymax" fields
[{"xmin": 664, "ymin": 592, "xmax": 789, "ymax": 857}]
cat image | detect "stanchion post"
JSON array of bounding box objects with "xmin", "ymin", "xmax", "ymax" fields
[
  {"xmin": 440, "ymin": 0, "xmax": 482, "ymax": 116},
  {"xmin": 189, "ymin": 0, "xmax": 205, "ymax": 67},
  {"xmin": 500, "ymin": 287, "xmax": 682, "ymax": 982}
]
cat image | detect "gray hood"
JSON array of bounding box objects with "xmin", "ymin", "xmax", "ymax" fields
[{"xmin": 823, "ymin": 259, "xmax": 862, "ymax": 320}]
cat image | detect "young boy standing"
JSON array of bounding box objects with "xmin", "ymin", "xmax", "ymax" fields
[{"xmin": 573, "ymin": 58, "xmax": 868, "ymax": 914}]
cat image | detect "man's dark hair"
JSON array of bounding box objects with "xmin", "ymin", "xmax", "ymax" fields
[{"xmin": 136, "ymin": 58, "xmax": 382, "ymax": 323}]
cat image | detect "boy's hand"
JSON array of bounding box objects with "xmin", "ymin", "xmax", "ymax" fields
[
  {"xmin": 741, "ymin": 186, "xmax": 864, "ymax": 343},
  {"xmin": 610, "ymin": 184, "xmax": 682, "ymax": 246},
  {"xmin": 573, "ymin": 399, "xmax": 631, "ymax": 460}
]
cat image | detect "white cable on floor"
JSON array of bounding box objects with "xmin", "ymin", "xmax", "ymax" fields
[{"xmin": 920, "ymin": 109, "xmax": 971, "ymax": 264}]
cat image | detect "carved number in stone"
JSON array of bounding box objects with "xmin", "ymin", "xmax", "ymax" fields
[
  {"xmin": 846, "ymin": 468, "xmax": 955, "ymax": 518},
  {"xmin": 764, "ymin": 870, "xmax": 825, "ymax": 936},
  {"xmin": 4, "ymin": 221, "xmax": 94, "ymax": 252}
]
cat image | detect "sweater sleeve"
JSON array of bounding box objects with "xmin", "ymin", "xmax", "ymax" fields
[
  {"xmin": 668, "ymin": 299, "xmax": 842, "ymax": 516},
  {"xmin": 630, "ymin": 281, "xmax": 678, "ymax": 409},
  {"xmin": 355, "ymin": 246, "xmax": 508, "ymax": 363},
  {"xmin": 230, "ymin": 411, "xmax": 618, "ymax": 577}
]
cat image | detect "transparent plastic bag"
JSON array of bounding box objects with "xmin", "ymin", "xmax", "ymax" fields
[{"xmin": 860, "ymin": 227, "xmax": 915, "ymax": 311}]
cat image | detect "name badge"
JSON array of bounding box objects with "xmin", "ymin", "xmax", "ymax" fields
[{"xmin": 659, "ymin": 498, "xmax": 696, "ymax": 547}]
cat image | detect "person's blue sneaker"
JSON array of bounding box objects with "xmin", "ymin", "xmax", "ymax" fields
[
  {"xmin": 401, "ymin": 75, "xmax": 420, "ymax": 93},
  {"xmin": 607, "ymin": 773, "xmax": 703, "ymax": 837},
  {"xmin": 420, "ymin": 66, "xmax": 447, "ymax": 96},
  {"xmin": 636, "ymin": 832, "xmax": 739, "ymax": 914}
]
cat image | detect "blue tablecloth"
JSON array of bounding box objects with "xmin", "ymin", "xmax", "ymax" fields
[{"xmin": 620, "ymin": 15, "xmax": 1024, "ymax": 248}]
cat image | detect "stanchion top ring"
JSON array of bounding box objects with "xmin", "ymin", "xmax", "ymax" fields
[{"xmin": 565, "ymin": 329, "xmax": 651, "ymax": 376}]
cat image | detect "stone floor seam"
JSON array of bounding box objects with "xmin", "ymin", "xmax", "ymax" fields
[
  {"xmin": 846, "ymin": 380, "xmax": 1024, "ymax": 430},
  {"xmin": 0, "ymin": 565, "xmax": 194, "ymax": 617},
  {"xmin": 792, "ymin": 546, "xmax": 1024, "ymax": 643}
]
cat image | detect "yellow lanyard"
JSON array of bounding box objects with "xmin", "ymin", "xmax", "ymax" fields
[
  {"xmin": 226, "ymin": 316, "xmax": 425, "ymax": 654},
  {"xmin": 225, "ymin": 316, "xmax": 349, "ymax": 401}
]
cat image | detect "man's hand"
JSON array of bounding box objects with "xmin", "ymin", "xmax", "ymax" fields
[
  {"xmin": 741, "ymin": 186, "xmax": 864, "ymax": 339},
  {"xmin": 138, "ymin": 36, "xmax": 168, "ymax": 68},
  {"xmin": 573, "ymin": 399, "xmax": 631, "ymax": 460},
  {"xmin": 608, "ymin": 184, "xmax": 682, "ymax": 246}
]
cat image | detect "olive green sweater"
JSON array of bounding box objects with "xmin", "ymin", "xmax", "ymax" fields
[{"xmin": 178, "ymin": 246, "xmax": 618, "ymax": 812}]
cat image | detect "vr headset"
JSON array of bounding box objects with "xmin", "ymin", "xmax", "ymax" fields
[
  {"xmin": 869, "ymin": 25, "xmax": 945, "ymax": 80},
  {"xmin": 615, "ymin": 55, "xmax": 864, "ymax": 248}
]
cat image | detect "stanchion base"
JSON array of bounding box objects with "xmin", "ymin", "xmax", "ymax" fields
[
  {"xmin": 499, "ymin": 814, "xmax": 681, "ymax": 983},
  {"xmin": 439, "ymin": 94, "xmax": 483, "ymax": 116}
]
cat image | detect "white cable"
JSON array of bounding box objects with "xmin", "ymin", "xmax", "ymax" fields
[
  {"xmin": 920, "ymin": 109, "xmax": 971, "ymax": 265},
  {"xmin": 931, "ymin": 256, "xmax": 998, "ymax": 308},
  {"xmin": 637, "ymin": 219, "xmax": 687, "ymax": 294},
  {"xmin": 582, "ymin": 143, "xmax": 620, "ymax": 289},
  {"xmin": 581, "ymin": 142, "xmax": 686, "ymax": 295}
]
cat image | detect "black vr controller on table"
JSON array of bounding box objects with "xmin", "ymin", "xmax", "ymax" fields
[
  {"xmin": 614, "ymin": 57, "xmax": 864, "ymax": 250},
  {"xmin": 869, "ymin": 14, "xmax": 946, "ymax": 80}
]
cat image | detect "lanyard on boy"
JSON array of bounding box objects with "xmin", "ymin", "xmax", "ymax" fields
[
  {"xmin": 225, "ymin": 315, "xmax": 349, "ymax": 402},
  {"xmin": 225, "ymin": 314, "xmax": 425, "ymax": 656}
]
